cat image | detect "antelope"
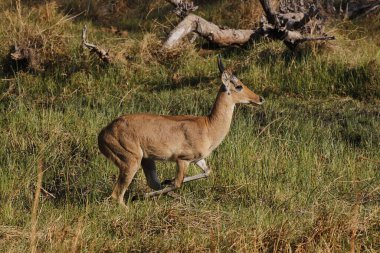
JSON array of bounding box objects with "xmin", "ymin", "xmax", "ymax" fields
[{"xmin": 98, "ymin": 56, "xmax": 264, "ymax": 206}]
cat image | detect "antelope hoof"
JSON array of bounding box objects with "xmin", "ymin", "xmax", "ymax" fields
[{"xmin": 161, "ymin": 179, "xmax": 173, "ymax": 186}]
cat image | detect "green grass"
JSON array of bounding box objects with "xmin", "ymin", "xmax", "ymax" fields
[{"xmin": 0, "ymin": 1, "xmax": 380, "ymax": 252}]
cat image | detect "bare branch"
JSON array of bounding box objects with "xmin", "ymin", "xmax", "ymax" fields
[
  {"xmin": 283, "ymin": 32, "xmax": 335, "ymax": 49},
  {"xmin": 82, "ymin": 25, "xmax": 112, "ymax": 64}
]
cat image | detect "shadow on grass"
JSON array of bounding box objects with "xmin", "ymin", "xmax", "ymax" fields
[
  {"xmin": 255, "ymin": 46, "xmax": 315, "ymax": 67},
  {"xmin": 150, "ymin": 75, "xmax": 215, "ymax": 92},
  {"xmin": 328, "ymin": 61, "xmax": 379, "ymax": 100},
  {"xmin": 59, "ymin": 0, "xmax": 180, "ymax": 33},
  {"xmin": 250, "ymin": 46, "xmax": 379, "ymax": 100}
]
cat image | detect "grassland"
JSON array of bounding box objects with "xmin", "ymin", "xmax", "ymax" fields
[{"xmin": 0, "ymin": 1, "xmax": 379, "ymax": 252}]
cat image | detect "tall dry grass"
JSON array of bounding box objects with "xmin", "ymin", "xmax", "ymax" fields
[
  {"xmin": 30, "ymin": 161, "xmax": 43, "ymax": 253},
  {"xmin": 0, "ymin": 1, "xmax": 78, "ymax": 73}
]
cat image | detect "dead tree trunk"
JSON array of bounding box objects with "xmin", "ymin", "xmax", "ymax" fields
[
  {"xmin": 163, "ymin": 0, "xmax": 335, "ymax": 50},
  {"xmin": 163, "ymin": 14, "xmax": 258, "ymax": 49}
]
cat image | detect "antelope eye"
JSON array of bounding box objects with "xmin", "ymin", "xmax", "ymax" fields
[{"xmin": 236, "ymin": 85, "xmax": 243, "ymax": 92}]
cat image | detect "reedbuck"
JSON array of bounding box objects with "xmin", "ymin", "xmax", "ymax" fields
[{"xmin": 98, "ymin": 56, "xmax": 264, "ymax": 206}]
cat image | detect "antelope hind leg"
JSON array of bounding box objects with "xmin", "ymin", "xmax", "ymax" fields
[
  {"xmin": 111, "ymin": 155, "xmax": 140, "ymax": 206},
  {"xmin": 183, "ymin": 159, "xmax": 211, "ymax": 183},
  {"xmin": 141, "ymin": 158, "xmax": 162, "ymax": 190}
]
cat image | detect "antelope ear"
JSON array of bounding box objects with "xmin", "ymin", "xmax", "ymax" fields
[
  {"xmin": 221, "ymin": 72, "xmax": 229, "ymax": 83},
  {"xmin": 221, "ymin": 72, "xmax": 230, "ymax": 92},
  {"xmin": 217, "ymin": 54, "xmax": 225, "ymax": 73}
]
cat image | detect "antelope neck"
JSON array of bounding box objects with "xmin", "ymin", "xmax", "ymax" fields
[{"xmin": 206, "ymin": 88, "xmax": 235, "ymax": 144}]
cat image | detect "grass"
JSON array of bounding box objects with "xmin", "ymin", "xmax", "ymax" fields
[{"xmin": 0, "ymin": 1, "xmax": 379, "ymax": 252}]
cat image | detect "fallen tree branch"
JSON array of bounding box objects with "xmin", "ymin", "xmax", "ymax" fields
[
  {"xmin": 163, "ymin": 0, "xmax": 335, "ymax": 50},
  {"xmin": 163, "ymin": 14, "xmax": 257, "ymax": 49},
  {"xmin": 82, "ymin": 25, "xmax": 112, "ymax": 63},
  {"xmin": 283, "ymin": 34, "xmax": 335, "ymax": 49}
]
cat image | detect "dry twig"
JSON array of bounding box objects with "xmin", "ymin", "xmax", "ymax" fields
[{"xmin": 82, "ymin": 25, "xmax": 112, "ymax": 63}]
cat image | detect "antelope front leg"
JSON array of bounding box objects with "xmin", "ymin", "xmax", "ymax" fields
[
  {"xmin": 135, "ymin": 159, "xmax": 210, "ymax": 200},
  {"xmin": 161, "ymin": 159, "xmax": 211, "ymax": 185},
  {"xmin": 195, "ymin": 159, "xmax": 211, "ymax": 175},
  {"xmin": 183, "ymin": 159, "xmax": 211, "ymax": 183},
  {"xmin": 135, "ymin": 160, "xmax": 189, "ymax": 199},
  {"xmin": 163, "ymin": 159, "xmax": 212, "ymax": 185},
  {"xmin": 174, "ymin": 160, "xmax": 189, "ymax": 188}
]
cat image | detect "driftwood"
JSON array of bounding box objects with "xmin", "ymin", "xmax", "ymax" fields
[
  {"xmin": 82, "ymin": 25, "xmax": 112, "ymax": 63},
  {"xmin": 163, "ymin": 0, "xmax": 336, "ymax": 50}
]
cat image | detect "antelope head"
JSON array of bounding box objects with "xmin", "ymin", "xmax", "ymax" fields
[{"xmin": 218, "ymin": 55, "xmax": 264, "ymax": 105}]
